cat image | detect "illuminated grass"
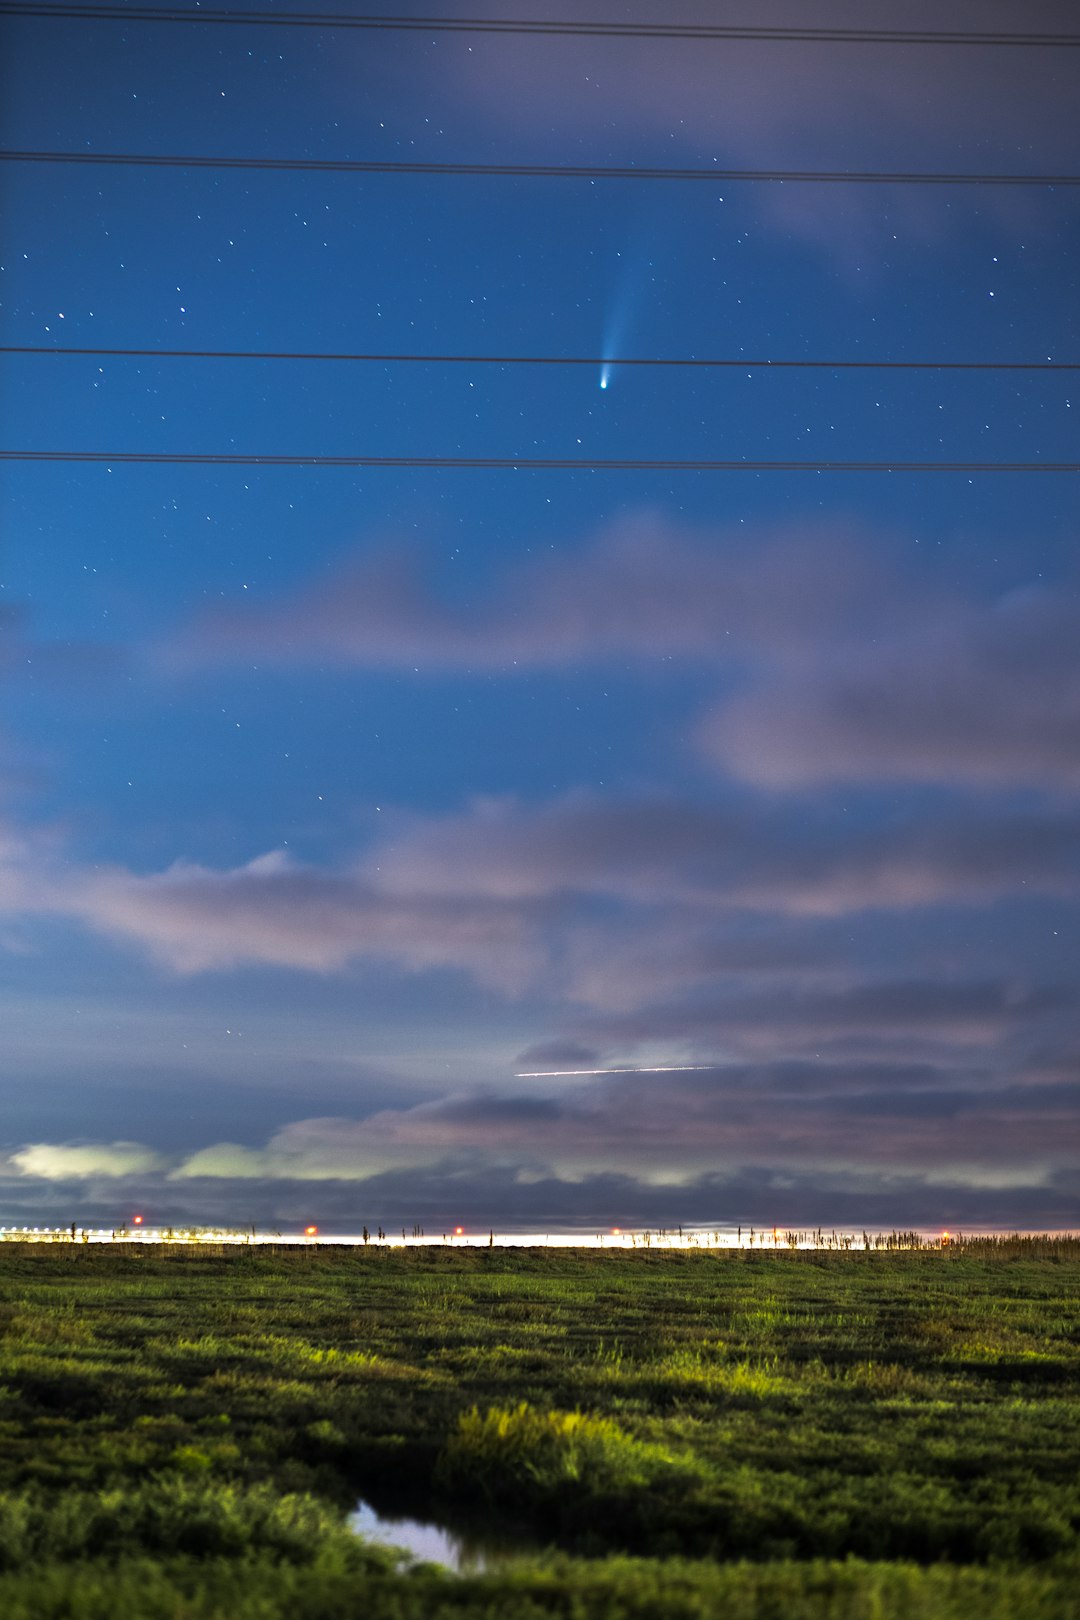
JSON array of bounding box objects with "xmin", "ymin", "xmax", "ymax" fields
[{"xmin": 0, "ymin": 1242, "xmax": 1075, "ymax": 1613}]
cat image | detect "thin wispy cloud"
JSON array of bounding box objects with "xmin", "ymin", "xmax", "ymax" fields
[{"xmin": 163, "ymin": 519, "xmax": 1080, "ymax": 796}]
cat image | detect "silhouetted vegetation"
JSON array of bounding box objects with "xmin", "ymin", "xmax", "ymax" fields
[{"xmin": 0, "ymin": 1239, "xmax": 1077, "ymax": 1616}]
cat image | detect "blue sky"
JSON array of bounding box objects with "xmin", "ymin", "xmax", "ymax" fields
[{"xmin": 1, "ymin": 0, "xmax": 1078, "ymax": 1231}]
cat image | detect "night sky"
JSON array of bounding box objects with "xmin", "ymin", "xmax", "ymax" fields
[{"xmin": 1, "ymin": 1, "xmax": 1078, "ymax": 1233}]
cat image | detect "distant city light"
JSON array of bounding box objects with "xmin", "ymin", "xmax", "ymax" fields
[{"xmin": 0, "ymin": 1226, "xmax": 1066, "ymax": 1251}]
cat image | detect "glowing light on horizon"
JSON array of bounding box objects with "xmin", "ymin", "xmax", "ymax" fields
[
  {"xmin": 515, "ymin": 1064, "xmax": 718, "ymax": 1078},
  {"xmin": 132, "ymin": 1215, "xmax": 143, "ymax": 1226},
  {"xmin": 304, "ymin": 1225, "xmax": 318, "ymax": 1236}
]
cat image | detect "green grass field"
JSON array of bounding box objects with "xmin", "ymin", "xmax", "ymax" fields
[{"xmin": 0, "ymin": 1239, "xmax": 1077, "ymax": 1617}]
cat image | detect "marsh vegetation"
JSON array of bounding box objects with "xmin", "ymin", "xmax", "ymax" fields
[{"xmin": 0, "ymin": 1239, "xmax": 1076, "ymax": 1617}]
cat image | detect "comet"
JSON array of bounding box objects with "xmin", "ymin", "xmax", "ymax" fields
[{"xmin": 598, "ymin": 244, "xmax": 646, "ymax": 391}]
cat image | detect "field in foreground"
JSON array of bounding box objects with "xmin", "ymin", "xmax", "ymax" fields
[{"xmin": 0, "ymin": 1240, "xmax": 1077, "ymax": 1618}]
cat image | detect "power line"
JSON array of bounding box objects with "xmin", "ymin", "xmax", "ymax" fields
[
  {"xmin": 1, "ymin": 452, "xmax": 1075, "ymax": 471},
  {"xmin": 3, "ymin": 150, "xmax": 1076, "ymax": 186},
  {"xmin": 4, "ymin": 345, "xmax": 1076, "ymax": 372},
  {"xmin": 1, "ymin": 4, "xmax": 1077, "ymax": 46}
]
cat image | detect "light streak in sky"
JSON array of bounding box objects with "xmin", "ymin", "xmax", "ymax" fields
[
  {"xmin": 515, "ymin": 1064, "xmax": 718, "ymax": 1077},
  {"xmin": 599, "ymin": 248, "xmax": 642, "ymax": 391}
]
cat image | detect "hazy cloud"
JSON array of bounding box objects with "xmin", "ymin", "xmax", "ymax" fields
[
  {"xmin": 164, "ymin": 1049, "xmax": 1079, "ymax": 1193},
  {"xmin": 515, "ymin": 1040, "xmax": 601, "ymax": 1072},
  {"xmin": 35, "ymin": 848, "xmax": 546, "ymax": 991},
  {"xmin": 702, "ymin": 581, "xmax": 1080, "ymax": 790},
  {"xmin": 5, "ymin": 1076, "xmax": 1076, "ymax": 1229},
  {"xmin": 410, "ymin": 3, "xmax": 1080, "ymax": 255},
  {"xmin": 10, "ymin": 1141, "xmax": 165, "ymax": 1180},
  {"xmin": 371, "ymin": 791, "xmax": 1080, "ymax": 918},
  {"xmin": 576, "ymin": 977, "xmax": 1073, "ymax": 1061},
  {"xmin": 164, "ymin": 516, "xmax": 1080, "ymax": 795},
  {"xmin": 164, "ymin": 517, "xmax": 904, "ymax": 675},
  {"xmin": 3, "ymin": 783, "xmax": 1080, "ymax": 1015},
  {"xmin": 2, "ymin": 1156, "xmax": 1076, "ymax": 1232}
]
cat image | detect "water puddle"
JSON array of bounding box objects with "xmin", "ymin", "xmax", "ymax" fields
[{"xmin": 350, "ymin": 1497, "xmax": 540, "ymax": 1574}]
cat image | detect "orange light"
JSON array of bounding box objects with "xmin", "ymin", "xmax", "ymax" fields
[
  {"xmin": 612, "ymin": 1227, "xmax": 621, "ymax": 1234},
  {"xmin": 454, "ymin": 1226, "xmax": 464, "ymax": 1235},
  {"xmin": 132, "ymin": 1215, "xmax": 144, "ymax": 1226},
  {"xmin": 304, "ymin": 1225, "xmax": 318, "ymax": 1236}
]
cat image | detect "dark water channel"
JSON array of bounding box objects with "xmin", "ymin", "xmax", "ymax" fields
[{"xmin": 350, "ymin": 1497, "xmax": 543, "ymax": 1574}]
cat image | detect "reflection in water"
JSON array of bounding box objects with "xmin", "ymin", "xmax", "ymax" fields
[{"xmin": 350, "ymin": 1498, "xmax": 537, "ymax": 1574}]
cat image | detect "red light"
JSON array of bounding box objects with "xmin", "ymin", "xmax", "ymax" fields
[
  {"xmin": 304, "ymin": 1225, "xmax": 318, "ymax": 1236},
  {"xmin": 132, "ymin": 1215, "xmax": 144, "ymax": 1226},
  {"xmin": 454, "ymin": 1226, "xmax": 464, "ymax": 1235}
]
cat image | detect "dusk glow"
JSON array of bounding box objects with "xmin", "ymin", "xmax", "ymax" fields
[{"xmin": 1, "ymin": 1, "xmax": 1077, "ymax": 1238}]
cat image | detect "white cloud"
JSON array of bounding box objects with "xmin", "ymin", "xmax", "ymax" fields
[
  {"xmin": 168, "ymin": 1143, "xmax": 279, "ymax": 1180},
  {"xmin": 10, "ymin": 1141, "xmax": 165, "ymax": 1180},
  {"xmin": 20, "ymin": 846, "xmax": 544, "ymax": 991}
]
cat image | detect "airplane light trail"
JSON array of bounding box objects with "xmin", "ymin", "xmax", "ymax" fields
[{"xmin": 514, "ymin": 1064, "xmax": 718, "ymax": 1077}]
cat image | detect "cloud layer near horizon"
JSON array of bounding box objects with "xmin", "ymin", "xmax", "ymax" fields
[
  {"xmin": 4, "ymin": 1075, "xmax": 1077, "ymax": 1232},
  {"xmin": 5, "ymin": 514, "xmax": 1079, "ymax": 1230}
]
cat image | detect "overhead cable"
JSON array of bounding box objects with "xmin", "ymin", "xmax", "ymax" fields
[
  {"xmin": 0, "ymin": 4, "xmax": 1077, "ymax": 45},
  {"xmin": 5, "ymin": 346, "xmax": 1076, "ymax": 372},
  {"xmin": 3, "ymin": 150, "xmax": 1075, "ymax": 186},
  {"xmin": 1, "ymin": 452, "xmax": 1076, "ymax": 472}
]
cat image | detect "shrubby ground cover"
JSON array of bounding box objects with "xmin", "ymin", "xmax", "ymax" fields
[{"xmin": 0, "ymin": 1240, "xmax": 1076, "ymax": 1617}]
